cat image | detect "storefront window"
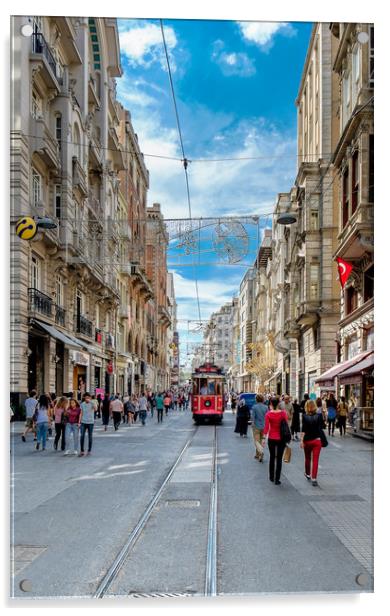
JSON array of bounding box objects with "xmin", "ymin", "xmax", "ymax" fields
[
  {"xmin": 363, "ymin": 326, "xmax": 374, "ymax": 351},
  {"xmin": 346, "ymin": 335, "xmax": 359, "ymax": 359}
]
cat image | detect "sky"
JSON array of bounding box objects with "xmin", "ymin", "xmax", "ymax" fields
[{"xmin": 115, "ymin": 18, "xmax": 313, "ymax": 368}]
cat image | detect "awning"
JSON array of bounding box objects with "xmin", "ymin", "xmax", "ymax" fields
[
  {"xmin": 339, "ymin": 352, "xmax": 374, "ymax": 385},
  {"xmin": 32, "ymin": 319, "xmax": 82, "ymax": 349},
  {"xmin": 264, "ymin": 370, "xmax": 281, "ymax": 386},
  {"xmin": 65, "ymin": 334, "xmax": 99, "ymax": 355},
  {"xmin": 315, "ymin": 351, "xmax": 372, "ymax": 387}
]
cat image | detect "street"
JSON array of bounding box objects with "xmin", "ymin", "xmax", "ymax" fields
[{"xmin": 10, "ymin": 409, "xmax": 373, "ymax": 598}]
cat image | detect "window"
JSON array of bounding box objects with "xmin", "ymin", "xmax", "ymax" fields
[
  {"xmin": 369, "ymin": 135, "xmax": 374, "ymax": 203},
  {"xmin": 95, "ymin": 304, "xmax": 100, "ymax": 328},
  {"xmin": 55, "ymin": 115, "xmax": 62, "ymax": 151},
  {"xmin": 54, "ymin": 185, "xmax": 61, "ymax": 219},
  {"xmin": 32, "ymin": 169, "xmax": 41, "ymax": 208},
  {"xmin": 313, "ymin": 324, "xmax": 320, "ymax": 351},
  {"xmin": 363, "ymin": 326, "xmax": 374, "ymax": 352},
  {"xmin": 56, "ymin": 275, "xmax": 63, "ymax": 307},
  {"xmin": 369, "ymin": 26, "xmax": 374, "ymax": 87},
  {"xmin": 351, "ymin": 45, "xmax": 360, "ymax": 107},
  {"xmin": 342, "ymin": 167, "xmax": 349, "ymax": 228},
  {"xmin": 309, "ymin": 262, "xmax": 320, "ymax": 300},
  {"xmin": 351, "ymin": 151, "xmax": 359, "ymax": 214},
  {"xmin": 342, "ymin": 72, "xmax": 351, "ymax": 128},
  {"xmin": 310, "ymin": 209, "xmax": 319, "ymax": 230},
  {"xmin": 345, "ymin": 285, "xmax": 358, "ymax": 315},
  {"xmin": 31, "ymin": 90, "xmax": 42, "ymax": 119},
  {"xmin": 346, "ymin": 335, "xmax": 359, "ymax": 360},
  {"xmin": 76, "ymin": 289, "xmax": 85, "ymax": 317},
  {"xmin": 363, "ymin": 265, "xmax": 374, "ymax": 302},
  {"xmin": 30, "ymin": 254, "xmax": 41, "ymax": 290}
]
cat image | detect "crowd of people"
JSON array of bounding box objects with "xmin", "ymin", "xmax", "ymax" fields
[
  {"xmin": 232, "ymin": 390, "xmax": 356, "ymax": 488},
  {"xmin": 20, "ymin": 387, "xmax": 190, "ymax": 456}
]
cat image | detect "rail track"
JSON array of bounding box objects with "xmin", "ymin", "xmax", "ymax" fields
[{"xmin": 93, "ymin": 424, "xmax": 219, "ymax": 598}]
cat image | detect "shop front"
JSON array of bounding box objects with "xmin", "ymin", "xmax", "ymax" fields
[
  {"xmin": 70, "ymin": 350, "xmax": 90, "ymax": 400},
  {"xmin": 338, "ymin": 352, "xmax": 374, "ymax": 432},
  {"xmin": 315, "ymin": 350, "xmax": 372, "ymax": 396}
]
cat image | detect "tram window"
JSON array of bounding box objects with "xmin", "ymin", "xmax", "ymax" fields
[
  {"xmin": 192, "ymin": 380, "xmax": 199, "ymax": 395},
  {"xmin": 200, "ymin": 380, "xmax": 209, "ymax": 395},
  {"xmin": 208, "ymin": 380, "xmax": 216, "ymax": 394},
  {"xmin": 215, "ymin": 382, "xmax": 221, "ymax": 395}
]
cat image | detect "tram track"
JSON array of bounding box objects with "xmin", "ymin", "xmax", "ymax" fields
[{"xmin": 93, "ymin": 423, "xmax": 219, "ymax": 599}]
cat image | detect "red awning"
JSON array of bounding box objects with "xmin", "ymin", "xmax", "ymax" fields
[
  {"xmin": 315, "ymin": 351, "xmax": 372, "ymax": 386},
  {"xmin": 338, "ymin": 352, "xmax": 374, "ymax": 385}
]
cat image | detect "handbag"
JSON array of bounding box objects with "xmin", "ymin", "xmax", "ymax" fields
[
  {"xmin": 283, "ymin": 445, "xmax": 292, "ymax": 463},
  {"xmin": 318, "ymin": 415, "xmax": 328, "ymax": 447},
  {"xmin": 280, "ymin": 417, "xmax": 292, "ymax": 443}
]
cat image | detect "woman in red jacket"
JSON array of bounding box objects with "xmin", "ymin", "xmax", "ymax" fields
[{"xmin": 262, "ymin": 397, "xmax": 289, "ymax": 485}]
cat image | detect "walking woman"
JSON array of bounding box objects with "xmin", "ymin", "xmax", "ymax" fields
[
  {"xmin": 234, "ymin": 398, "xmax": 250, "ymax": 437},
  {"xmin": 102, "ymin": 393, "xmax": 110, "ymax": 431},
  {"xmin": 34, "ymin": 394, "xmax": 52, "ymax": 451},
  {"xmin": 291, "ymin": 398, "xmax": 301, "ymax": 441},
  {"xmin": 326, "ymin": 393, "xmax": 338, "ymax": 436},
  {"xmin": 262, "ymin": 397, "xmax": 289, "ymax": 485},
  {"xmin": 337, "ymin": 396, "xmax": 348, "ymax": 436},
  {"xmin": 63, "ymin": 399, "xmax": 81, "ymax": 455},
  {"xmin": 300, "ymin": 399, "xmax": 326, "ymax": 486},
  {"xmin": 53, "ymin": 396, "xmax": 69, "ymax": 452}
]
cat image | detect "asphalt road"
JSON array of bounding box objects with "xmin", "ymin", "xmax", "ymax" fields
[{"xmin": 10, "ymin": 408, "xmax": 373, "ymax": 598}]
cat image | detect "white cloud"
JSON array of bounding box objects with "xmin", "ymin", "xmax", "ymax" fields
[
  {"xmin": 238, "ymin": 21, "xmax": 296, "ymax": 50},
  {"xmin": 211, "ymin": 40, "xmax": 256, "ymax": 77},
  {"xmin": 119, "ymin": 22, "xmax": 177, "ymax": 70}
]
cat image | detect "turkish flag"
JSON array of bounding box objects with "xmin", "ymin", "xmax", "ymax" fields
[{"xmin": 336, "ymin": 257, "xmax": 353, "ymax": 288}]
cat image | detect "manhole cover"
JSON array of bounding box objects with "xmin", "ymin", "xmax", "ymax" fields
[
  {"xmin": 356, "ymin": 573, "xmax": 369, "ymax": 586},
  {"xmin": 165, "ymin": 500, "xmax": 200, "ymax": 508}
]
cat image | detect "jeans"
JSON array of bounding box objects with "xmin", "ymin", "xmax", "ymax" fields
[
  {"xmin": 36, "ymin": 422, "xmax": 48, "ymax": 449},
  {"xmin": 304, "ymin": 438, "xmax": 322, "ymax": 479},
  {"xmin": 328, "ymin": 417, "xmax": 336, "ymax": 435},
  {"xmin": 139, "ymin": 410, "xmax": 146, "ymax": 425},
  {"xmin": 80, "ymin": 423, "xmax": 94, "ymax": 452},
  {"xmin": 252, "ymin": 427, "xmax": 264, "ymax": 459},
  {"xmin": 65, "ymin": 423, "xmax": 79, "ymax": 451},
  {"xmin": 54, "ymin": 422, "xmax": 66, "ymax": 450},
  {"xmin": 268, "ymin": 439, "xmax": 285, "ymax": 482},
  {"xmin": 157, "ymin": 409, "xmax": 163, "ymax": 423},
  {"xmin": 164, "ymin": 405, "xmax": 169, "ymax": 415},
  {"xmin": 338, "ymin": 415, "xmax": 346, "ymax": 435}
]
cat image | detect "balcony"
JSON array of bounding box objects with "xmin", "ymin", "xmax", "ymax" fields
[
  {"xmin": 158, "ymin": 305, "xmax": 172, "ymax": 327},
  {"xmin": 335, "ymin": 202, "xmax": 374, "ymax": 261},
  {"xmin": 108, "ymin": 127, "xmax": 125, "ymax": 171},
  {"xmin": 29, "ymin": 116, "xmax": 61, "ymax": 171},
  {"xmin": 283, "ymin": 318, "xmax": 300, "ymax": 338},
  {"xmin": 55, "ymin": 305, "xmax": 66, "ymax": 327},
  {"xmin": 95, "ymin": 328, "xmax": 103, "ymax": 344},
  {"xmin": 88, "ymin": 190, "xmax": 103, "ymax": 219},
  {"xmin": 105, "ymin": 332, "xmax": 115, "ymax": 350},
  {"xmin": 72, "ymin": 157, "xmax": 88, "ymax": 197},
  {"xmin": 295, "ymin": 300, "xmax": 320, "ymax": 327},
  {"xmin": 88, "ymin": 75, "xmax": 100, "ymax": 110},
  {"xmin": 130, "ymin": 265, "xmax": 153, "ymax": 300},
  {"xmin": 75, "ymin": 314, "xmax": 93, "ymax": 338},
  {"xmin": 28, "ymin": 288, "xmax": 52, "ymax": 319},
  {"xmin": 30, "ymin": 33, "xmax": 63, "ymax": 92}
]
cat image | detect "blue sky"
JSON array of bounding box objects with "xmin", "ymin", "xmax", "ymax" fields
[{"xmin": 116, "ymin": 18, "xmax": 313, "ymax": 367}]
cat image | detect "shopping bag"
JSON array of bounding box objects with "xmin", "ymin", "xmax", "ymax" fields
[{"xmin": 283, "ymin": 445, "xmax": 292, "ymax": 463}]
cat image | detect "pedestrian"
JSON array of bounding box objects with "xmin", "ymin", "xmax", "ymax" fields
[
  {"xmin": 96, "ymin": 394, "xmax": 102, "ymax": 419},
  {"xmin": 102, "ymin": 393, "xmax": 110, "ymax": 431},
  {"xmin": 337, "ymin": 396, "xmax": 348, "ymax": 436},
  {"xmin": 91, "ymin": 394, "xmax": 99, "ymax": 420},
  {"xmin": 138, "ymin": 392, "xmax": 148, "ymax": 426},
  {"xmin": 300, "ymin": 399, "xmax": 326, "ymax": 486},
  {"xmin": 300, "ymin": 393, "xmax": 310, "ymax": 416},
  {"xmin": 21, "ymin": 390, "xmax": 38, "ymax": 442},
  {"xmin": 316, "ymin": 397, "xmax": 327, "ymax": 424},
  {"xmin": 53, "ymin": 396, "xmax": 69, "ymax": 452},
  {"xmin": 63, "ymin": 398, "xmax": 81, "ymax": 455},
  {"xmin": 78, "ymin": 392, "xmax": 95, "ymax": 456},
  {"xmin": 234, "ymin": 398, "xmax": 250, "ymax": 437},
  {"xmin": 34, "ymin": 394, "xmax": 52, "ymax": 452},
  {"xmin": 110, "ymin": 394, "xmax": 124, "ymax": 430},
  {"xmin": 231, "ymin": 392, "xmax": 237, "ymax": 414},
  {"xmin": 326, "ymin": 393, "xmax": 338, "ymax": 436},
  {"xmin": 163, "ymin": 393, "xmax": 170, "ymax": 416},
  {"xmin": 156, "ymin": 392, "xmax": 164, "ymax": 423},
  {"xmin": 123, "ymin": 395, "xmax": 131, "ymax": 424},
  {"xmin": 250, "ymin": 394, "xmax": 268, "ymax": 462},
  {"xmin": 283, "ymin": 395, "xmax": 293, "ymax": 423},
  {"xmin": 133, "ymin": 394, "xmax": 139, "ymax": 422},
  {"xmin": 291, "ymin": 398, "xmax": 301, "ymax": 440},
  {"xmin": 262, "ymin": 397, "xmax": 289, "ymax": 485},
  {"xmin": 150, "ymin": 392, "xmax": 156, "ymax": 418}
]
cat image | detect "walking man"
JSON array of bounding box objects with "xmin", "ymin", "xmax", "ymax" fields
[
  {"xmin": 156, "ymin": 392, "xmax": 164, "ymax": 423},
  {"xmin": 251, "ymin": 394, "xmax": 268, "ymax": 462},
  {"xmin": 79, "ymin": 392, "xmax": 95, "ymax": 456},
  {"xmin": 138, "ymin": 392, "xmax": 148, "ymax": 426},
  {"xmin": 110, "ymin": 394, "xmax": 124, "ymax": 430},
  {"xmin": 21, "ymin": 390, "xmax": 38, "ymax": 442}
]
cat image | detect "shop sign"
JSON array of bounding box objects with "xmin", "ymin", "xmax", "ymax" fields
[
  {"xmin": 107, "ymin": 360, "xmax": 114, "ymax": 374},
  {"xmin": 70, "ymin": 350, "xmax": 89, "ymax": 366},
  {"xmin": 94, "ymin": 357, "xmax": 103, "ymax": 367}
]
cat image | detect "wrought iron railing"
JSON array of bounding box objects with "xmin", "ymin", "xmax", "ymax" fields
[
  {"xmin": 76, "ymin": 313, "xmax": 93, "ymax": 338},
  {"xmin": 31, "ymin": 33, "xmax": 63, "ymax": 84},
  {"xmin": 28, "ymin": 288, "xmax": 52, "ymax": 317},
  {"xmin": 55, "ymin": 305, "xmax": 66, "ymax": 327}
]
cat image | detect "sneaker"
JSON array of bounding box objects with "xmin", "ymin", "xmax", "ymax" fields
[
  {"xmin": 74, "ymin": 450, "xmax": 78, "ymax": 455},
  {"xmin": 304, "ymin": 473, "xmax": 311, "ymax": 480},
  {"xmin": 78, "ymin": 452, "xmax": 85, "ymax": 457},
  {"xmin": 35, "ymin": 443, "xmax": 40, "ymax": 450},
  {"xmin": 21, "ymin": 435, "xmax": 26, "ymax": 442},
  {"xmin": 312, "ymin": 480, "xmax": 318, "ymax": 486},
  {"xmin": 275, "ymin": 480, "xmax": 281, "ymax": 485},
  {"xmin": 86, "ymin": 452, "xmax": 91, "ymax": 456},
  {"xmin": 63, "ymin": 450, "xmax": 71, "ymax": 456}
]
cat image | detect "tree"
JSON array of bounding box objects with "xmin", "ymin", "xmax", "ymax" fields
[{"xmin": 245, "ymin": 342, "xmax": 276, "ymax": 392}]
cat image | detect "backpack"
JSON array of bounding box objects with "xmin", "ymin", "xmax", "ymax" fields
[{"xmin": 280, "ymin": 417, "xmax": 292, "ymax": 443}]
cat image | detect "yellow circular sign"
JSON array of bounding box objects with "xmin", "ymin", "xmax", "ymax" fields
[{"xmin": 15, "ymin": 217, "xmax": 37, "ymax": 240}]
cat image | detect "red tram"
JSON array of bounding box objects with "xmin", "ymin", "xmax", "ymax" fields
[{"xmin": 191, "ymin": 362, "xmax": 226, "ymax": 424}]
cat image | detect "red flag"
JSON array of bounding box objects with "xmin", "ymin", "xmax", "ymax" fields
[{"xmin": 336, "ymin": 257, "xmax": 353, "ymax": 288}]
